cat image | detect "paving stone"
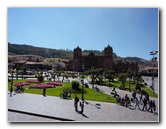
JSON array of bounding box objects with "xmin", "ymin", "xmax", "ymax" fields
[{"xmin": 8, "ymin": 92, "xmax": 159, "ymax": 122}]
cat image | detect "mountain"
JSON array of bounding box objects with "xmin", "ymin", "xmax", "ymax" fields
[
  {"xmin": 118, "ymin": 57, "xmax": 157, "ymax": 67},
  {"xmin": 8, "ymin": 42, "xmax": 154, "ymax": 67},
  {"xmin": 8, "ymin": 42, "xmax": 73, "ymax": 59},
  {"xmin": 8, "ymin": 42, "xmax": 118, "ymax": 59}
]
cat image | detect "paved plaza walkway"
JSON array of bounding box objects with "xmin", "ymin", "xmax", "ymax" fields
[{"xmin": 8, "ymin": 93, "xmax": 159, "ymax": 122}]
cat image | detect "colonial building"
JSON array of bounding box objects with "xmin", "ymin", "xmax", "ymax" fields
[
  {"xmin": 8, "ymin": 53, "xmax": 51, "ymax": 70},
  {"xmin": 8, "ymin": 52, "xmax": 72, "ymax": 71},
  {"xmin": 72, "ymin": 45, "xmax": 113, "ymax": 72},
  {"xmin": 8, "ymin": 45, "xmax": 139, "ymax": 73},
  {"xmin": 16, "ymin": 54, "xmax": 45, "ymax": 62},
  {"xmin": 44, "ymin": 58, "xmax": 69, "ymax": 71},
  {"xmin": 113, "ymin": 59, "xmax": 138, "ymax": 73},
  {"xmin": 72, "ymin": 45, "xmax": 139, "ymax": 73},
  {"xmin": 141, "ymin": 67, "xmax": 158, "ymax": 77}
]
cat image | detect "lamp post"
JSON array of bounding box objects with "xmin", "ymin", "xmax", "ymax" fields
[
  {"xmin": 92, "ymin": 66, "xmax": 94, "ymax": 89},
  {"xmin": 150, "ymin": 50, "xmax": 158, "ymax": 95},
  {"xmin": 128, "ymin": 68, "xmax": 131, "ymax": 92},
  {"xmin": 10, "ymin": 69, "xmax": 14, "ymax": 97},
  {"xmin": 92, "ymin": 74, "xmax": 94, "ymax": 89},
  {"xmin": 81, "ymin": 65, "xmax": 84, "ymax": 102}
]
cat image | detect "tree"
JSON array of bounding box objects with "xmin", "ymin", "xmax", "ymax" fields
[
  {"xmin": 135, "ymin": 81, "xmax": 141, "ymax": 92},
  {"xmin": 133, "ymin": 72, "xmax": 142, "ymax": 83},
  {"xmin": 37, "ymin": 71, "xmax": 44, "ymax": 83},
  {"xmin": 118, "ymin": 73, "xmax": 126, "ymax": 86},
  {"xmin": 105, "ymin": 74, "xmax": 115, "ymax": 86},
  {"xmin": 71, "ymin": 80, "xmax": 80, "ymax": 91}
]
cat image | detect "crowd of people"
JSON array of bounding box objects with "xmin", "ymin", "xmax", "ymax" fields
[
  {"xmin": 116, "ymin": 91, "xmax": 156, "ymax": 114},
  {"xmin": 116, "ymin": 94, "xmax": 131, "ymax": 107}
]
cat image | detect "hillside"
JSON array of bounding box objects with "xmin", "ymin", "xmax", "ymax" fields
[
  {"xmin": 8, "ymin": 42, "xmax": 154, "ymax": 67},
  {"xmin": 119, "ymin": 57, "xmax": 157, "ymax": 67},
  {"xmin": 8, "ymin": 42, "xmax": 73, "ymax": 59},
  {"xmin": 8, "ymin": 42, "xmax": 118, "ymax": 59}
]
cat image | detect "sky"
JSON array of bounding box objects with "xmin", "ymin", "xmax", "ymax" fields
[{"xmin": 8, "ymin": 8, "xmax": 159, "ymax": 60}]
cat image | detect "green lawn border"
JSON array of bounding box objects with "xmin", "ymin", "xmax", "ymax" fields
[
  {"xmin": 8, "ymin": 79, "xmax": 158, "ymax": 104},
  {"xmin": 8, "ymin": 79, "xmax": 117, "ymax": 103}
]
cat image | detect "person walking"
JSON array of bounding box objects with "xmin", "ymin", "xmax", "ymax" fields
[
  {"xmin": 80, "ymin": 101, "xmax": 84, "ymax": 114},
  {"xmin": 124, "ymin": 94, "xmax": 129, "ymax": 107},
  {"xmin": 145, "ymin": 93, "xmax": 149, "ymax": 103},
  {"xmin": 43, "ymin": 87, "xmax": 46, "ymax": 97},
  {"xmin": 132, "ymin": 91, "xmax": 136, "ymax": 99},
  {"xmin": 74, "ymin": 95, "xmax": 79, "ymax": 112},
  {"xmin": 142, "ymin": 98, "xmax": 148, "ymax": 111},
  {"xmin": 152, "ymin": 100, "xmax": 156, "ymax": 114},
  {"xmin": 134, "ymin": 97, "xmax": 140, "ymax": 110},
  {"xmin": 139, "ymin": 93, "xmax": 143, "ymax": 104},
  {"xmin": 147, "ymin": 100, "xmax": 153, "ymax": 112}
]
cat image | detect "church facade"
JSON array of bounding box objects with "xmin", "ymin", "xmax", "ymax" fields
[
  {"xmin": 72, "ymin": 45, "xmax": 113, "ymax": 72},
  {"xmin": 72, "ymin": 45, "xmax": 139, "ymax": 73}
]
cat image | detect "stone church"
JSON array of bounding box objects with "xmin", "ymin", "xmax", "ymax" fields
[{"xmin": 72, "ymin": 45, "xmax": 114, "ymax": 72}]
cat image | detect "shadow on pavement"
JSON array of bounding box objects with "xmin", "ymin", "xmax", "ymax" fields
[
  {"xmin": 85, "ymin": 101, "xmax": 101, "ymax": 109},
  {"xmin": 77, "ymin": 111, "xmax": 89, "ymax": 118}
]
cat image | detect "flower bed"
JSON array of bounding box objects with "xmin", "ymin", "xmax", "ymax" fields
[
  {"xmin": 46, "ymin": 82, "xmax": 63, "ymax": 86},
  {"xmin": 29, "ymin": 83, "xmax": 55, "ymax": 89},
  {"xmin": 13, "ymin": 82, "xmax": 30, "ymax": 87}
]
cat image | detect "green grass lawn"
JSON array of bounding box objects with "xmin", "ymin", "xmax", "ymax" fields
[
  {"xmin": 8, "ymin": 79, "xmax": 158, "ymax": 104},
  {"xmin": 8, "ymin": 79, "xmax": 116, "ymax": 103}
]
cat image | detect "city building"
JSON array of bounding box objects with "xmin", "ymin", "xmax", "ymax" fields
[
  {"xmin": 8, "ymin": 53, "xmax": 51, "ymax": 70},
  {"xmin": 113, "ymin": 59, "xmax": 138, "ymax": 73},
  {"xmin": 44, "ymin": 58, "xmax": 69, "ymax": 71},
  {"xmin": 16, "ymin": 54, "xmax": 45, "ymax": 62},
  {"xmin": 141, "ymin": 67, "xmax": 158, "ymax": 77},
  {"xmin": 72, "ymin": 45, "xmax": 138, "ymax": 73},
  {"xmin": 72, "ymin": 45, "xmax": 113, "ymax": 72},
  {"xmin": 8, "ymin": 45, "xmax": 139, "ymax": 73}
]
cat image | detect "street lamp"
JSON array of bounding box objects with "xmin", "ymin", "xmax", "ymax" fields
[
  {"xmin": 128, "ymin": 68, "xmax": 131, "ymax": 92},
  {"xmin": 10, "ymin": 69, "xmax": 14, "ymax": 97},
  {"xmin": 92, "ymin": 66, "xmax": 94, "ymax": 89},
  {"xmin": 92, "ymin": 74, "xmax": 94, "ymax": 89},
  {"xmin": 81, "ymin": 65, "xmax": 84, "ymax": 102},
  {"xmin": 150, "ymin": 50, "xmax": 158, "ymax": 95}
]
